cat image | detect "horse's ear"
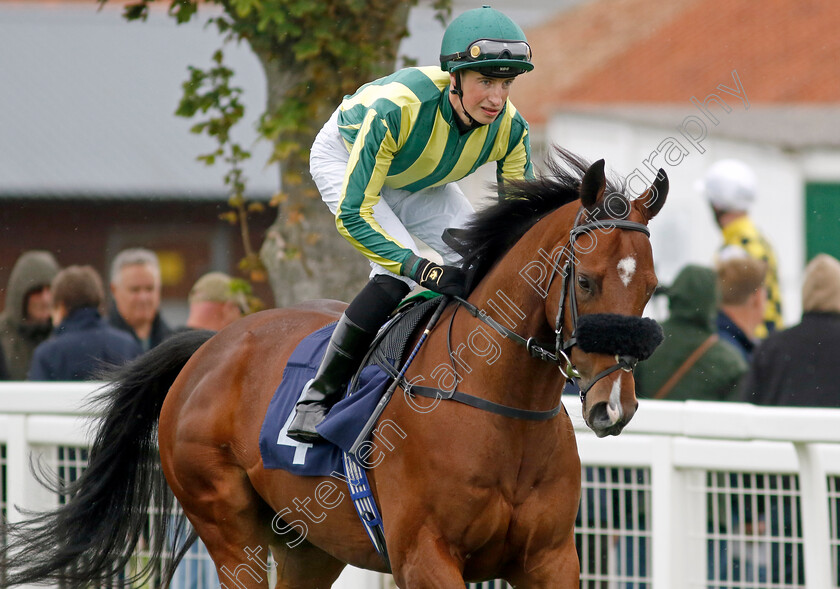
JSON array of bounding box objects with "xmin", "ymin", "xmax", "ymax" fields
[
  {"xmin": 637, "ymin": 168, "xmax": 669, "ymax": 222},
  {"xmin": 580, "ymin": 159, "xmax": 606, "ymax": 211}
]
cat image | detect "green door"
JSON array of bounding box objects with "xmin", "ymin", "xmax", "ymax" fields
[{"xmin": 805, "ymin": 183, "xmax": 840, "ymax": 261}]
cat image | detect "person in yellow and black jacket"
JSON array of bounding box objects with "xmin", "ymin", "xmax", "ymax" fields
[
  {"xmin": 288, "ymin": 6, "xmax": 535, "ymax": 442},
  {"xmin": 698, "ymin": 159, "xmax": 783, "ymax": 338}
]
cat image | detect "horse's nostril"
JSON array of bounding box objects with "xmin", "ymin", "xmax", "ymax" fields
[
  {"xmin": 589, "ymin": 402, "xmax": 607, "ymax": 425},
  {"xmin": 606, "ymin": 400, "xmax": 622, "ymax": 423},
  {"xmin": 588, "ymin": 401, "xmax": 629, "ymax": 437}
]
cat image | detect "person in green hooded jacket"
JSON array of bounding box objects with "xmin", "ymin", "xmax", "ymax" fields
[
  {"xmin": 0, "ymin": 250, "xmax": 60, "ymax": 380},
  {"xmin": 635, "ymin": 264, "xmax": 747, "ymax": 401}
]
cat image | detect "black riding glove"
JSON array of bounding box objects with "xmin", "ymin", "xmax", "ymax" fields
[{"xmin": 409, "ymin": 258, "xmax": 467, "ymax": 298}]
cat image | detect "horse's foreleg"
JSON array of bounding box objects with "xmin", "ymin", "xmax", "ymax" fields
[
  {"xmin": 388, "ymin": 527, "xmax": 467, "ymax": 589},
  {"xmin": 269, "ymin": 540, "xmax": 347, "ymax": 589},
  {"xmin": 504, "ymin": 534, "xmax": 580, "ymax": 589}
]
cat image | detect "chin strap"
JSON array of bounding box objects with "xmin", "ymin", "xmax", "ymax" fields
[{"xmin": 449, "ymin": 71, "xmax": 483, "ymax": 130}]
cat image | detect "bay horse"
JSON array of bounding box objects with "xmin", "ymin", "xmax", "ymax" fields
[{"xmin": 0, "ymin": 149, "xmax": 667, "ymax": 588}]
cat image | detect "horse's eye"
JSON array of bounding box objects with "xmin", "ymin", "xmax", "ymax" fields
[{"xmin": 577, "ymin": 275, "xmax": 593, "ymax": 293}]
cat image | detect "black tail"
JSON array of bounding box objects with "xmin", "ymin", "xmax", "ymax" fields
[{"xmin": 0, "ymin": 329, "xmax": 215, "ymax": 588}]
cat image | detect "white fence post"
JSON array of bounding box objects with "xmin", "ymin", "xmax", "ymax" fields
[
  {"xmin": 4, "ymin": 414, "xmax": 28, "ymax": 525},
  {"xmin": 795, "ymin": 443, "xmax": 832, "ymax": 589},
  {"xmin": 4, "ymin": 416, "xmax": 55, "ymax": 525},
  {"xmin": 649, "ymin": 435, "xmax": 675, "ymax": 588},
  {"xmin": 334, "ymin": 566, "xmax": 388, "ymax": 589},
  {"xmin": 671, "ymin": 469, "xmax": 707, "ymax": 589}
]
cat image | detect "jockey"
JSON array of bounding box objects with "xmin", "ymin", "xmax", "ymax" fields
[{"xmin": 288, "ymin": 5, "xmax": 535, "ymax": 443}]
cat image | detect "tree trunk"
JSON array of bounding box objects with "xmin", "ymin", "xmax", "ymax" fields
[
  {"xmin": 260, "ymin": 195, "xmax": 371, "ymax": 306},
  {"xmin": 248, "ymin": 1, "xmax": 417, "ymax": 308}
]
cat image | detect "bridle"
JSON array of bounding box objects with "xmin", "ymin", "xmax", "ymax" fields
[{"xmin": 455, "ymin": 207, "xmax": 652, "ymax": 402}]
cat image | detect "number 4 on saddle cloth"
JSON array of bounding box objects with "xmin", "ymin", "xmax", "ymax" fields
[
  {"xmin": 258, "ymin": 293, "xmax": 443, "ymax": 474},
  {"xmin": 259, "ymin": 294, "xmax": 442, "ymax": 565}
]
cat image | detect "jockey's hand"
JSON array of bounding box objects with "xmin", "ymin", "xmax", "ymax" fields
[{"xmin": 411, "ymin": 258, "xmax": 467, "ymax": 298}]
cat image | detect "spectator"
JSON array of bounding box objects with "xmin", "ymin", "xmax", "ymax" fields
[
  {"xmin": 0, "ymin": 250, "xmax": 60, "ymax": 379},
  {"xmin": 28, "ymin": 266, "xmax": 142, "ymax": 381},
  {"xmin": 740, "ymin": 253, "xmax": 840, "ymax": 407},
  {"xmin": 108, "ymin": 248, "xmax": 172, "ymax": 351},
  {"xmin": 636, "ymin": 264, "xmax": 757, "ymax": 584},
  {"xmin": 698, "ymin": 158, "xmax": 783, "ymax": 336},
  {"xmin": 728, "ymin": 255, "xmax": 835, "ymax": 587},
  {"xmin": 182, "ymin": 272, "xmax": 248, "ymax": 331},
  {"xmin": 716, "ymin": 248, "xmax": 768, "ymax": 362},
  {"xmin": 634, "ymin": 264, "xmax": 747, "ymax": 401}
]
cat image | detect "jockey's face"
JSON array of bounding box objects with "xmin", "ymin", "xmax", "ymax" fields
[{"xmin": 450, "ymin": 69, "xmax": 515, "ymax": 126}]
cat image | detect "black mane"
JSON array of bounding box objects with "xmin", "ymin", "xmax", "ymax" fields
[{"xmin": 451, "ymin": 147, "xmax": 625, "ymax": 291}]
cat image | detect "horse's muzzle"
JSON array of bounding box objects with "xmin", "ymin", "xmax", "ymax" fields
[{"xmin": 586, "ymin": 398, "xmax": 638, "ymax": 437}]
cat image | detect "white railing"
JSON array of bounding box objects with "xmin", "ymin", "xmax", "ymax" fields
[{"xmin": 2, "ymin": 383, "xmax": 840, "ymax": 589}]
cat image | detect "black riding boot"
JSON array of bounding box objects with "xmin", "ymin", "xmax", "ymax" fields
[
  {"xmin": 287, "ymin": 275, "xmax": 411, "ymax": 443},
  {"xmin": 287, "ymin": 314, "xmax": 376, "ymax": 442}
]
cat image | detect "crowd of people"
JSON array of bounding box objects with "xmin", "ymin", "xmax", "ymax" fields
[
  {"xmin": 0, "ymin": 247, "xmax": 248, "ymax": 589},
  {"xmin": 0, "ymin": 247, "xmax": 247, "ymax": 383}
]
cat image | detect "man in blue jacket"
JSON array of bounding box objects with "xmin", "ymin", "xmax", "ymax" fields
[{"xmin": 28, "ymin": 265, "xmax": 142, "ymax": 381}]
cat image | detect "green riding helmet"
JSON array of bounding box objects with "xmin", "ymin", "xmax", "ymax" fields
[{"xmin": 440, "ymin": 5, "xmax": 534, "ymax": 78}]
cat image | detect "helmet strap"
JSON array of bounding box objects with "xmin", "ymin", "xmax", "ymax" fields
[{"xmin": 450, "ymin": 71, "xmax": 483, "ymax": 131}]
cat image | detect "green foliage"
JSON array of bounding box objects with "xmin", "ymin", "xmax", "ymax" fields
[{"xmin": 114, "ymin": 0, "xmax": 450, "ymax": 162}]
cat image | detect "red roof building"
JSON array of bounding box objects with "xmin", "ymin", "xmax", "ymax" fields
[{"xmin": 517, "ymin": 0, "xmax": 840, "ymax": 124}]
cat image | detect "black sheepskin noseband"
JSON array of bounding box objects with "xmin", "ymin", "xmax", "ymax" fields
[{"xmin": 575, "ymin": 314, "xmax": 664, "ymax": 360}]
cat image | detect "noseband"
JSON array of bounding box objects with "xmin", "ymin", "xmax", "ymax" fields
[{"xmin": 456, "ymin": 207, "xmax": 656, "ymax": 403}]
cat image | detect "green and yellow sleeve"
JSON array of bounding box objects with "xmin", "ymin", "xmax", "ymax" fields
[{"xmin": 335, "ymin": 109, "xmax": 415, "ymax": 276}]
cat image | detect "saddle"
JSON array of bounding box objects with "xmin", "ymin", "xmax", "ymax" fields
[{"xmin": 350, "ymin": 292, "xmax": 443, "ymax": 390}]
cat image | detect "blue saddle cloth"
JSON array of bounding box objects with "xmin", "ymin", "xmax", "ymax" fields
[{"xmin": 258, "ymin": 323, "xmax": 393, "ymax": 476}]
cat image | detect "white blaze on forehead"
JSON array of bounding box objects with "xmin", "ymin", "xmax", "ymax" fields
[{"xmin": 617, "ymin": 256, "xmax": 636, "ymax": 287}]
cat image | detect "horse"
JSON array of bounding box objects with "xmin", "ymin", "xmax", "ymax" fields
[{"xmin": 0, "ymin": 148, "xmax": 668, "ymax": 588}]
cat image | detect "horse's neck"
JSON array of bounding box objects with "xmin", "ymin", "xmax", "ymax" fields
[
  {"xmin": 470, "ymin": 204, "xmax": 576, "ymax": 340},
  {"xmin": 457, "ymin": 207, "xmax": 576, "ymax": 407}
]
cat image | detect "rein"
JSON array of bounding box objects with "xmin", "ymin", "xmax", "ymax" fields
[
  {"xmin": 455, "ymin": 208, "xmax": 652, "ymax": 403},
  {"xmin": 408, "ymin": 383, "xmax": 564, "ymax": 421},
  {"xmin": 359, "ymin": 208, "xmax": 654, "ymax": 428}
]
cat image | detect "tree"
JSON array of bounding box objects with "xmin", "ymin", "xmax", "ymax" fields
[{"xmin": 103, "ymin": 0, "xmax": 451, "ymax": 306}]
